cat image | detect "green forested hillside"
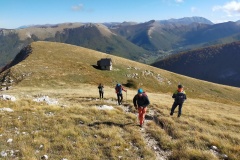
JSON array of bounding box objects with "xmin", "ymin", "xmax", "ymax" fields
[{"xmin": 152, "ymin": 41, "xmax": 240, "ymax": 87}]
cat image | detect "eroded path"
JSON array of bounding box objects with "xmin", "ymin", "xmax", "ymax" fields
[{"xmin": 75, "ymin": 97, "xmax": 172, "ymax": 160}]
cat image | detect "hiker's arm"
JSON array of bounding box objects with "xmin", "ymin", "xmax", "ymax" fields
[
  {"xmin": 172, "ymin": 92, "xmax": 176, "ymax": 98},
  {"xmin": 133, "ymin": 96, "xmax": 137, "ymax": 108}
]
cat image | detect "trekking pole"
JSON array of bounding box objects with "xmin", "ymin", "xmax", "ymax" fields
[{"xmin": 126, "ymin": 91, "xmax": 127, "ymax": 102}]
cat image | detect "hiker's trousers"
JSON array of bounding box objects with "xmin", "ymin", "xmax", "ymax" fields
[
  {"xmin": 99, "ymin": 91, "xmax": 104, "ymax": 99},
  {"xmin": 117, "ymin": 93, "xmax": 123, "ymax": 105},
  {"xmin": 138, "ymin": 107, "xmax": 147, "ymax": 125},
  {"xmin": 170, "ymin": 102, "xmax": 183, "ymax": 116}
]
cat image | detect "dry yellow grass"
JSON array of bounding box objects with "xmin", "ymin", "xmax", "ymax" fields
[
  {"xmin": 1, "ymin": 41, "xmax": 240, "ymax": 159},
  {"xmin": 0, "ymin": 87, "xmax": 155, "ymax": 159},
  {"xmin": 2, "ymin": 83, "xmax": 240, "ymax": 159}
]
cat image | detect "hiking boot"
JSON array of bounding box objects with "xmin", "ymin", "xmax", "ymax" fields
[
  {"xmin": 178, "ymin": 114, "xmax": 181, "ymax": 117},
  {"xmin": 170, "ymin": 113, "xmax": 173, "ymax": 116},
  {"xmin": 139, "ymin": 124, "xmax": 143, "ymax": 128}
]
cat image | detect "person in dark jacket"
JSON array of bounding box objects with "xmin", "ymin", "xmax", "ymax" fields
[
  {"xmin": 133, "ymin": 88, "xmax": 150, "ymax": 127},
  {"xmin": 115, "ymin": 83, "xmax": 127, "ymax": 105},
  {"xmin": 170, "ymin": 84, "xmax": 187, "ymax": 117},
  {"xmin": 98, "ymin": 83, "xmax": 104, "ymax": 99}
]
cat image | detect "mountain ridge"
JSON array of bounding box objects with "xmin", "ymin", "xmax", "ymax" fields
[
  {"xmin": 152, "ymin": 41, "xmax": 240, "ymax": 87},
  {"xmin": 1, "ymin": 16, "xmax": 240, "ymax": 88}
]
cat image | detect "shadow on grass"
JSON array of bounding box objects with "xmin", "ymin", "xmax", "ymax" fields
[
  {"xmin": 145, "ymin": 114, "xmax": 154, "ymax": 120},
  {"xmin": 88, "ymin": 121, "xmax": 134, "ymax": 128},
  {"xmin": 92, "ymin": 65, "xmax": 102, "ymax": 70}
]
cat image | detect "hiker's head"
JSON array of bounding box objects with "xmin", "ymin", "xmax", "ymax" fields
[
  {"xmin": 117, "ymin": 83, "xmax": 121, "ymax": 86},
  {"xmin": 138, "ymin": 88, "xmax": 143, "ymax": 95},
  {"xmin": 178, "ymin": 84, "xmax": 183, "ymax": 89},
  {"xmin": 178, "ymin": 84, "xmax": 183, "ymax": 92}
]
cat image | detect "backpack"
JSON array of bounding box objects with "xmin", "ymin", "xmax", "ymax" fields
[
  {"xmin": 135, "ymin": 92, "xmax": 148, "ymax": 100},
  {"xmin": 174, "ymin": 92, "xmax": 186, "ymax": 103},
  {"xmin": 115, "ymin": 84, "xmax": 122, "ymax": 93},
  {"xmin": 141, "ymin": 92, "xmax": 148, "ymax": 97},
  {"xmin": 98, "ymin": 85, "xmax": 103, "ymax": 92}
]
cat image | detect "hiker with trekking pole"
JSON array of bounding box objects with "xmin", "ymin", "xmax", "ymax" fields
[
  {"xmin": 115, "ymin": 83, "xmax": 127, "ymax": 105},
  {"xmin": 133, "ymin": 88, "xmax": 150, "ymax": 128}
]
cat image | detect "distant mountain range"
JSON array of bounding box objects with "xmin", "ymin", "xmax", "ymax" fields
[
  {"xmin": 1, "ymin": 16, "xmax": 240, "ymax": 87},
  {"xmin": 152, "ymin": 41, "xmax": 240, "ymax": 87},
  {"xmin": 158, "ymin": 17, "xmax": 214, "ymax": 25}
]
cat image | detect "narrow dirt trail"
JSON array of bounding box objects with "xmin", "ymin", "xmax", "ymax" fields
[
  {"xmin": 68, "ymin": 97, "xmax": 172, "ymax": 160},
  {"xmin": 119, "ymin": 102, "xmax": 172, "ymax": 160}
]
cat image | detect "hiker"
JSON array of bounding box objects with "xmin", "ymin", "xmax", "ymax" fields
[
  {"xmin": 115, "ymin": 83, "xmax": 127, "ymax": 105},
  {"xmin": 98, "ymin": 83, "xmax": 104, "ymax": 99},
  {"xmin": 133, "ymin": 88, "xmax": 150, "ymax": 127},
  {"xmin": 170, "ymin": 84, "xmax": 187, "ymax": 117}
]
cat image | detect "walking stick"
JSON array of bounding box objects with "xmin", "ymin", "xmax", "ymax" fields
[{"xmin": 126, "ymin": 91, "xmax": 127, "ymax": 102}]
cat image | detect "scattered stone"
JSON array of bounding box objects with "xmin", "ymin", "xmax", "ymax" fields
[
  {"xmin": 221, "ymin": 154, "xmax": 228, "ymax": 159},
  {"xmin": 0, "ymin": 108, "xmax": 14, "ymax": 112},
  {"xmin": 97, "ymin": 105, "xmax": 114, "ymax": 110},
  {"xmin": 0, "ymin": 151, "xmax": 7, "ymax": 157},
  {"xmin": 0, "ymin": 95, "xmax": 16, "ymax": 101},
  {"xmin": 41, "ymin": 155, "xmax": 48, "ymax": 160},
  {"xmin": 45, "ymin": 112, "xmax": 54, "ymax": 117},
  {"xmin": 33, "ymin": 96, "xmax": 58, "ymax": 105},
  {"xmin": 7, "ymin": 138, "xmax": 13, "ymax": 143},
  {"xmin": 0, "ymin": 87, "xmax": 6, "ymax": 91},
  {"xmin": 61, "ymin": 104, "xmax": 67, "ymax": 108},
  {"xmin": 79, "ymin": 121, "xmax": 84, "ymax": 124},
  {"xmin": 167, "ymin": 81, "xmax": 172, "ymax": 85},
  {"xmin": 210, "ymin": 145, "xmax": 228, "ymax": 159},
  {"xmin": 211, "ymin": 145, "xmax": 218, "ymax": 151},
  {"xmin": 22, "ymin": 132, "xmax": 27, "ymax": 135},
  {"xmin": 39, "ymin": 144, "xmax": 44, "ymax": 149}
]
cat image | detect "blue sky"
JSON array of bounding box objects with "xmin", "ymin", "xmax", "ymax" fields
[{"xmin": 1, "ymin": 0, "xmax": 240, "ymax": 29}]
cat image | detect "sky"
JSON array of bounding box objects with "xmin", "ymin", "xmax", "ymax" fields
[{"xmin": 1, "ymin": 0, "xmax": 240, "ymax": 29}]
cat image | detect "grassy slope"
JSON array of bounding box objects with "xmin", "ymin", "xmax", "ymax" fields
[
  {"xmin": 4, "ymin": 41, "xmax": 240, "ymax": 105},
  {"xmin": 0, "ymin": 41, "xmax": 240, "ymax": 159}
]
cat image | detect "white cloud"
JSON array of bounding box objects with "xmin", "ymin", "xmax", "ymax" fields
[
  {"xmin": 71, "ymin": 4, "xmax": 84, "ymax": 11},
  {"xmin": 161, "ymin": 0, "xmax": 184, "ymax": 4},
  {"xmin": 191, "ymin": 7, "xmax": 197, "ymax": 13},
  {"xmin": 175, "ymin": 0, "xmax": 184, "ymax": 3},
  {"xmin": 212, "ymin": 1, "xmax": 240, "ymax": 14}
]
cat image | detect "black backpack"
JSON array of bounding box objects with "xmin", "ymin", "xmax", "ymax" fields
[
  {"xmin": 98, "ymin": 85, "xmax": 103, "ymax": 92},
  {"xmin": 175, "ymin": 92, "xmax": 186, "ymax": 103}
]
